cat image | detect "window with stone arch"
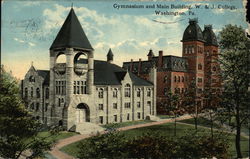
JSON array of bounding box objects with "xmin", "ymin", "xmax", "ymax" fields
[
  {"xmin": 124, "ymin": 84, "xmax": 131, "ymax": 97},
  {"xmin": 55, "ymin": 52, "xmax": 66, "ymax": 75},
  {"xmin": 137, "ymin": 88, "xmax": 141, "ymax": 97},
  {"xmin": 36, "ymin": 88, "xmax": 40, "ymax": 98},
  {"xmin": 113, "ymin": 88, "xmax": 118, "ymax": 98},
  {"xmin": 98, "ymin": 88, "xmax": 104, "ymax": 98},
  {"xmin": 198, "ymin": 63, "xmax": 202, "ymax": 70}
]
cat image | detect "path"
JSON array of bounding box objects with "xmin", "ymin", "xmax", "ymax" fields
[{"xmin": 49, "ymin": 115, "xmax": 192, "ymax": 159}]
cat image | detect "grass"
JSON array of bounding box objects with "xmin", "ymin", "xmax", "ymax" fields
[
  {"xmin": 61, "ymin": 122, "xmax": 249, "ymax": 158},
  {"xmin": 179, "ymin": 117, "xmax": 222, "ymax": 129},
  {"xmin": 157, "ymin": 114, "xmax": 174, "ymax": 119},
  {"xmin": 37, "ymin": 131, "xmax": 78, "ymax": 142},
  {"xmin": 102, "ymin": 120, "xmax": 154, "ymax": 129}
]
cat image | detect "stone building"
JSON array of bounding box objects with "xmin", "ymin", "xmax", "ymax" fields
[
  {"xmin": 21, "ymin": 8, "xmax": 157, "ymax": 132},
  {"xmin": 123, "ymin": 19, "xmax": 221, "ymax": 114}
]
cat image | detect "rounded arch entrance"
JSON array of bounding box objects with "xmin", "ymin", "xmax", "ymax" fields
[{"xmin": 76, "ymin": 103, "xmax": 90, "ymax": 122}]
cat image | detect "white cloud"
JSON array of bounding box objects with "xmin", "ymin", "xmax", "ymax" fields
[
  {"xmin": 28, "ymin": 42, "xmax": 36, "ymax": 46},
  {"xmin": 14, "ymin": 37, "xmax": 25, "ymax": 43}
]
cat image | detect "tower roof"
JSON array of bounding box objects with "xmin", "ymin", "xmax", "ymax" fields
[
  {"xmin": 107, "ymin": 48, "xmax": 114, "ymax": 61},
  {"xmin": 50, "ymin": 8, "xmax": 93, "ymax": 50},
  {"xmin": 147, "ymin": 49, "xmax": 154, "ymax": 57},
  {"xmin": 202, "ymin": 25, "xmax": 218, "ymax": 46},
  {"xmin": 182, "ymin": 19, "xmax": 204, "ymax": 42}
]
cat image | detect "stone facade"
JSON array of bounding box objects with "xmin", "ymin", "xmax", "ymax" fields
[{"xmin": 21, "ymin": 8, "xmax": 156, "ymax": 131}]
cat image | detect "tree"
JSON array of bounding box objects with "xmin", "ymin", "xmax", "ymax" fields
[
  {"xmin": 164, "ymin": 91, "xmax": 181, "ymax": 136},
  {"xmin": 0, "ymin": 66, "xmax": 55, "ymax": 159},
  {"xmin": 182, "ymin": 80, "xmax": 203, "ymax": 130},
  {"xmin": 218, "ymin": 24, "xmax": 250, "ymax": 158}
]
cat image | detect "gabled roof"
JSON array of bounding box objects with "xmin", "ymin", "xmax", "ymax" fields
[
  {"xmin": 50, "ymin": 8, "xmax": 93, "ymax": 50},
  {"xmin": 37, "ymin": 70, "xmax": 50, "ymax": 85},
  {"xmin": 94, "ymin": 60, "xmax": 152, "ymax": 86}
]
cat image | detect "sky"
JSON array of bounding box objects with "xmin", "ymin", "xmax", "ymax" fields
[{"xmin": 1, "ymin": 0, "xmax": 248, "ymax": 79}]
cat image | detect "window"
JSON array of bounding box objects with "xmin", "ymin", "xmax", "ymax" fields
[
  {"xmin": 125, "ymin": 84, "xmax": 131, "ymax": 97},
  {"xmin": 137, "ymin": 102, "xmax": 141, "ymax": 108},
  {"xmin": 184, "ymin": 46, "xmax": 188, "ymax": 54},
  {"xmin": 198, "ymin": 78, "xmax": 203, "ymax": 83},
  {"xmin": 125, "ymin": 102, "xmax": 131, "ymax": 109},
  {"xmin": 45, "ymin": 88, "xmax": 49, "ymax": 99},
  {"xmin": 191, "ymin": 46, "xmax": 195, "ymax": 53},
  {"xmin": 31, "ymin": 87, "xmax": 33, "ymax": 97},
  {"xmin": 29, "ymin": 76, "xmax": 35, "ymax": 82},
  {"xmin": 181, "ymin": 88, "xmax": 184, "ymax": 93},
  {"xmin": 164, "ymin": 88, "xmax": 168, "ymax": 96},
  {"xmin": 178, "ymin": 76, "xmax": 180, "ymax": 82},
  {"xmin": 137, "ymin": 112, "xmax": 141, "ymax": 119},
  {"xmin": 30, "ymin": 103, "xmax": 34, "ymax": 110},
  {"xmin": 198, "ymin": 64, "xmax": 202, "ymax": 70},
  {"xmin": 56, "ymin": 80, "xmax": 66, "ymax": 95},
  {"xmin": 36, "ymin": 88, "xmax": 40, "ymax": 98},
  {"xmin": 113, "ymin": 103, "xmax": 117, "ymax": 109},
  {"xmin": 114, "ymin": 115, "xmax": 117, "ymax": 122},
  {"xmin": 182, "ymin": 76, "xmax": 185, "ymax": 82},
  {"xmin": 147, "ymin": 88, "xmax": 151, "ymax": 97},
  {"xmin": 99, "ymin": 116, "xmax": 103, "ymax": 124},
  {"xmin": 98, "ymin": 88, "xmax": 104, "ymax": 98},
  {"xmin": 174, "ymin": 76, "xmax": 177, "ymax": 82},
  {"xmin": 164, "ymin": 76, "xmax": 168, "ymax": 83},
  {"xmin": 113, "ymin": 88, "xmax": 118, "ymax": 98},
  {"xmin": 99, "ymin": 104, "xmax": 104, "ymax": 110},
  {"xmin": 137, "ymin": 89, "xmax": 141, "ymax": 97},
  {"xmin": 147, "ymin": 101, "xmax": 151, "ymax": 107},
  {"xmin": 24, "ymin": 88, "xmax": 28, "ymax": 98},
  {"xmin": 58, "ymin": 98, "xmax": 61, "ymax": 107},
  {"xmin": 127, "ymin": 114, "xmax": 130, "ymax": 120},
  {"xmin": 212, "ymin": 66, "xmax": 217, "ymax": 72},
  {"xmin": 45, "ymin": 103, "xmax": 48, "ymax": 112},
  {"xmin": 36, "ymin": 103, "xmax": 39, "ymax": 111}
]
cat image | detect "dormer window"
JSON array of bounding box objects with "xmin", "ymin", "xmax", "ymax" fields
[{"xmin": 98, "ymin": 88, "xmax": 104, "ymax": 98}]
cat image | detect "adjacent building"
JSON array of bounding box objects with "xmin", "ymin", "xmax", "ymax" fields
[{"xmin": 123, "ymin": 19, "xmax": 221, "ymax": 114}]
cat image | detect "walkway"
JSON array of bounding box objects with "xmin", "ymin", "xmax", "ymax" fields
[{"xmin": 49, "ymin": 115, "xmax": 192, "ymax": 159}]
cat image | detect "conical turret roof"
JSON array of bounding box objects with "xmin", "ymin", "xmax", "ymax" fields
[
  {"xmin": 50, "ymin": 8, "xmax": 93, "ymax": 50},
  {"xmin": 107, "ymin": 48, "xmax": 114, "ymax": 61}
]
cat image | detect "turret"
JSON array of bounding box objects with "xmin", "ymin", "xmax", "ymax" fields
[{"xmin": 107, "ymin": 48, "xmax": 114, "ymax": 63}]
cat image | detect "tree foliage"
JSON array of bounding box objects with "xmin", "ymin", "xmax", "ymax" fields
[
  {"xmin": 0, "ymin": 66, "xmax": 55, "ymax": 159},
  {"xmin": 77, "ymin": 130, "xmax": 230, "ymax": 159},
  {"xmin": 218, "ymin": 24, "xmax": 250, "ymax": 158}
]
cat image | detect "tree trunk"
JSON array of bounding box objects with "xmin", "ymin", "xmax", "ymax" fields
[
  {"xmin": 174, "ymin": 113, "xmax": 177, "ymax": 136},
  {"xmin": 194, "ymin": 117, "xmax": 197, "ymax": 130},
  {"xmin": 235, "ymin": 110, "xmax": 242, "ymax": 158},
  {"xmin": 210, "ymin": 110, "xmax": 214, "ymax": 138}
]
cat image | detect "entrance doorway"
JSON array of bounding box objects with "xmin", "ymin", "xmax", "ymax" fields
[{"xmin": 76, "ymin": 103, "xmax": 90, "ymax": 123}]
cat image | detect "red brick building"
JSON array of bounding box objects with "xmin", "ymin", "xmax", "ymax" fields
[{"xmin": 123, "ymin": 19, "xmax": 221, "ymax": 114}]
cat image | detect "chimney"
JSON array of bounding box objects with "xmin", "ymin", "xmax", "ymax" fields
[
  {"xmin": 130, "ymin": 59, "xmax": 133, "ymax": 72},
  {"xmin": 158, "ymin": 50, "xmax": 163, "ymax": 69},
  {"xmin": 138, "ymin": 58, "xmax": 142, "ymax": 75},
  {"xmin": 147, "ymin": 49, "xmax": 154, "ymax": 61}
]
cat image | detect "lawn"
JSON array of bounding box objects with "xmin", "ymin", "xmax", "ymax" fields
[
  {"xmin": 179, "ymin": 117, "xmax": 222, "ymax": 129},
  {"xmin": 157, "ymin": 114, "xmax": 174, "ymax": 119},
  {"xmin": 61, "ymin": 122, "xmax": 249, "ymax": 158},
  {"xmin": 102, "ymin": 119, "xmax": 154, "ymax": 129},
  {"xmin": 37, "ymin": 131, "xmax": 78, "ymax": 142}
]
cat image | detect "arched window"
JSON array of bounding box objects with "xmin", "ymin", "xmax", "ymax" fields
[
  {"xmin": 125, "ymin": 84, "xmax": 131, "ymax": 97},
  {"xmin": 36, "ymin": 88, "xmax": 40, "ymax": 98},
  {"xmin": 98, "ymin": 88, "xmax": 104, "ymax": 98},
  {"xmin": 198, "ymin": 64, "xmax": 202, "ymax": 70},
  {"xmin": 191, "ymin": 46, "xmax": 195, "ymax": 53},
  {"xmin": 31, "ymin": 87, "xmax": 33, "ymax": 97},
  {"xmin": 24, "ymin": 88, "xmax": 28, "ymax": 98},
  {"xmin": 58, "ymin": 98, "xmax": 61, "ymax": 107},
  {"xmin": 164, "ymin": 76, "xmax": 168, "ymax": 83},
  {"xmin": 182, "ymin": 76, "xmax": 185, "ymax": 82},
  {"xmin": 178, "ymin": 76, "xmax": 180, "ymax": 82},
  {"xmin": 113, "ymin": 88, "xmax": 118, "ymax": 98},
  {"xmin": 137, "ymin": 88, "xmax": 141, "ymax": 97},
  {"xmin": 29, "ymin": 76, "xmax": 35, "ymax": 82},
  {"xmin": 213, "ymin": 66, "xmax": 217, "ymax": 72},
  {"xmin": 174, "ymin": 76, "xmax": 177, "ymax": 82},
  {"xmin": 147, "ymin": 88, "xmax": 151, "ymax": 97},
  {"xmin": 45, "ymin": 88, "xmax": 49, "ymax": 99}
]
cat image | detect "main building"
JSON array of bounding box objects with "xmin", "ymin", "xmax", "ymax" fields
[
  {"xmin": 123, "ymin": 19, "xmax": 221, "ymax": 114},
  {"xmin": 21, "ymin": 8, "xmax": 157, "ymax": 132}
]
